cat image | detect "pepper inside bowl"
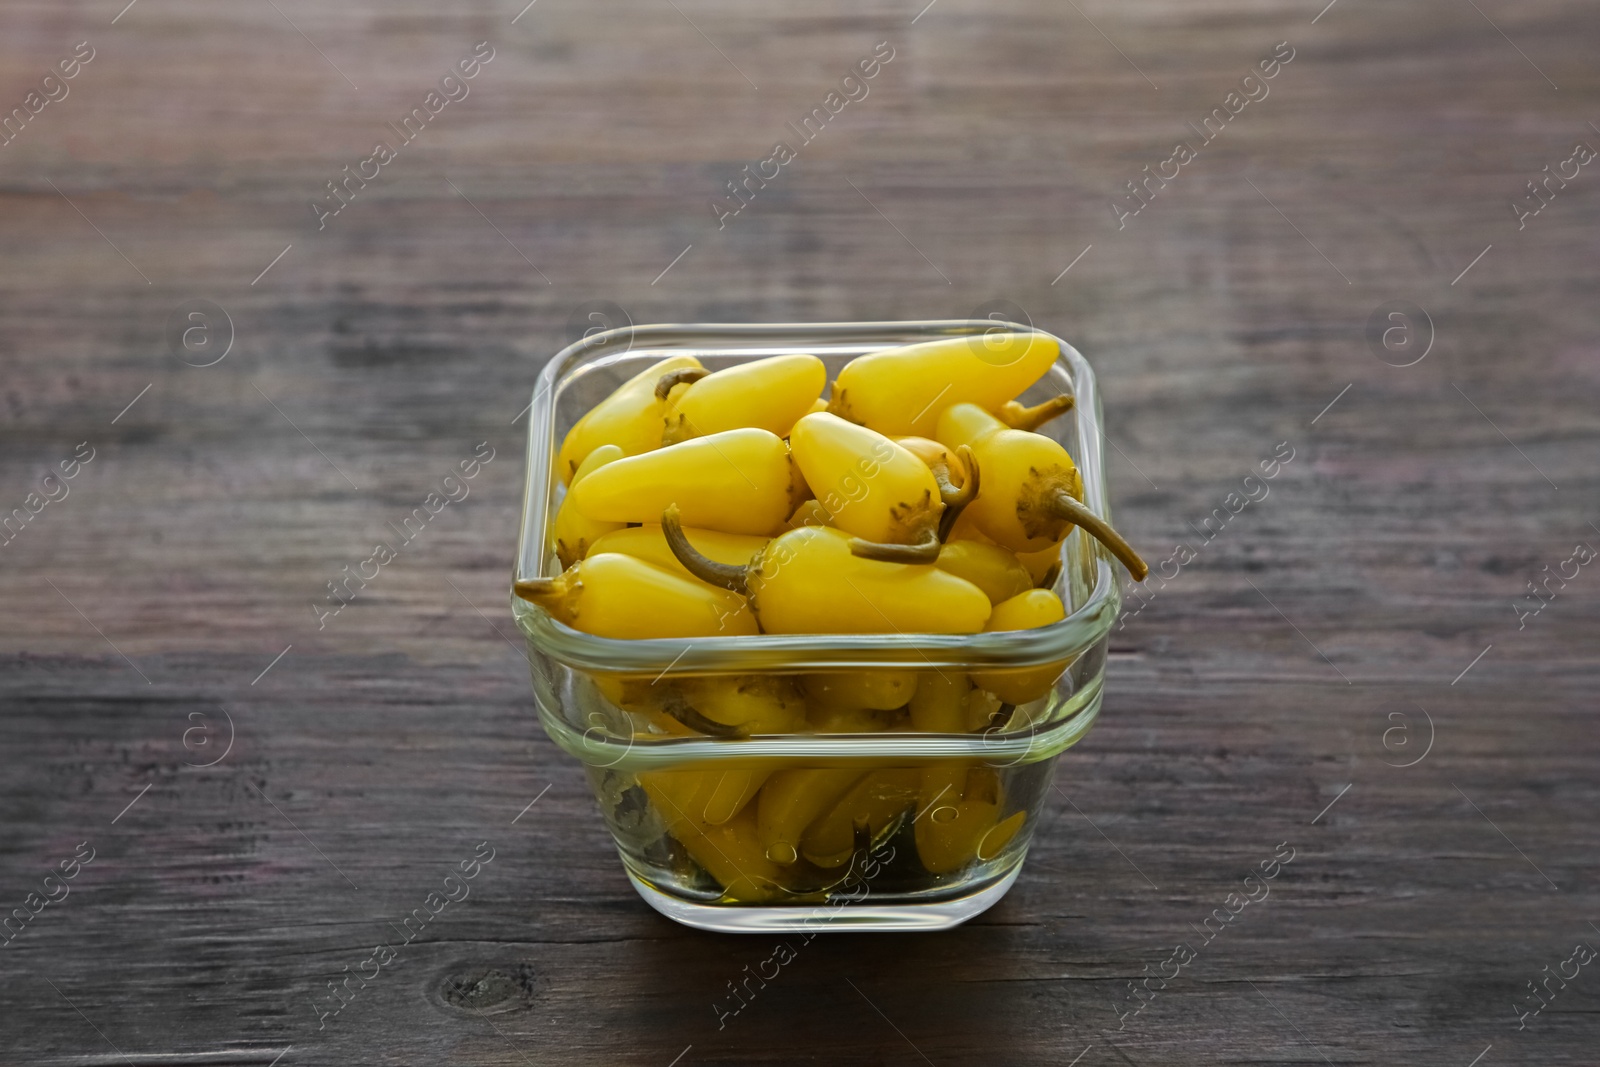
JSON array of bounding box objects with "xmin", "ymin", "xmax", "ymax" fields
[{"xmin": 511, "ymin": 321, "xmax": 1141, "ymax": 933}]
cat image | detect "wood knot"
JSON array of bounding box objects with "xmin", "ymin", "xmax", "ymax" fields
[{"xmin": 438, "ymin": 964, "xmax": 536, "ymax": 1015}]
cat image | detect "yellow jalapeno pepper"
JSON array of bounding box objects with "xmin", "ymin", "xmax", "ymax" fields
[
  {"xmin": 662, "ymin": 508, "xmax": 992, "ymax": 635},
  {"xmin": 660, "ymin": 353, "xmax": 827, "ymax": 445},
  {"xmin": 569, "ymin": 428, "xmax": 796, "ymax": 536},
  {"xmin": 556, "ymin": 354, "xmax": 702, "ymax": 484},
  {"xmin": 828, "ymin": 332, "xmax": 1059, "ymax": 438},
  {"xmin": 937, "ymin": 402, "xmax": 1148, "ymax": 580},
  {"xmin": 789, "ymin": 412, "xmax": 958, "ymax": 562},
  {"xmin": 802, "ymin": 670, "xmax": 918, "ymax": 714},
  {"xmin": 972, "ymin": 589, "xmax": 1069, "ymax": 704},
  {"xmin": 552, "ymin": 444, "xmax": 625, "ymax": 568},
  {"xmin": 514, "ymin": 553, "xmax": 758, "ymax": 638}
]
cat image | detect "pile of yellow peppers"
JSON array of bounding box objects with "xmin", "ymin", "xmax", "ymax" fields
[{"xmin": 519, "ymin": 332, "xmax": 1147, "ymax": 902}]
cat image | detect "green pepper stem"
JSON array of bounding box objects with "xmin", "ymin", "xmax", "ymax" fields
[
  {"xmin": 662, "ymin": 504, "xmax": 753, "ymax": 596},
  {"xmin": 1000, "ymin": 394, "xmax": 1075, "ymax": 432},
  {"xmin": 936, "ymin": 445, "xmax": 980, "ymax": 542},
  {"xmin": 848, "ymin": 526, "xmax": 942, "ymax": 564},
  {"xmin": 654, "ymin": 366, "xmax": 711, "ymax": 400},
  {"xmin": 1045, "ymin": 489, "xmax": 1149, "ymax": 581}
]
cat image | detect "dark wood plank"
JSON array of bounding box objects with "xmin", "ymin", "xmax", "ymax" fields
[{"xmin": 2, "ymin": 0, "xmax": 1598, "ymax": 1063}]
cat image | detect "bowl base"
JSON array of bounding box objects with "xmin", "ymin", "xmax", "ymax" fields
[{"xmin": 625, "ymin": 864, "xmax": 1022, "ymax": 933}]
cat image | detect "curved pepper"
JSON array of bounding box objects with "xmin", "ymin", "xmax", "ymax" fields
[
  {"xmin": 828, "ymin": 332, "xmax": 1059, "ymax": 438},
  {"xmin": 790, "ymin": 412, "xmax": 950, "ymax": 562},
  {"xmin": 662, "ymin": 510, "xmax": 992, "ymax": 635},
  {"xmin": 569, "ymin": 428, "xmax": 795, "ymax": 536},
  {"xmin": 661, "ymin": 353, "xmax": 826, "ymax": 445},
  {"xmin": 556, "ymin": 354, "xmax": 702, "ymax": 484},
  {"xmin": 972, "ymin": 589, "xmax": 1069, "ymax": 704},
  {"xmin": 552, "ymin": 444, "xmax": 625, "ymax": 568},
  {"xmin": 514, "ymin": 553, "xmax": 758, "ymax": 638},
  {"xmin": 937, "ymin": 403, "xmax": 1148, "ymax": 580}
]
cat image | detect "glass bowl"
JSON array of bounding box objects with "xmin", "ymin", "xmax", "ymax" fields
[{"xmin": 511, "ymin": 321, "xmax": 1124, "ymax": 932}]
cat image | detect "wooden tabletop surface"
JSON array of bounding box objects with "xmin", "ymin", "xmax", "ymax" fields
[{"xmin": 3, "ymin": 0, "xmax": 1598, "ymax": 1063}]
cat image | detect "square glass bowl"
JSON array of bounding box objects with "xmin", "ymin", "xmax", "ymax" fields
[{"xmin": 512, "ymin": 321, "xmax": 1124, "ymax": 932}]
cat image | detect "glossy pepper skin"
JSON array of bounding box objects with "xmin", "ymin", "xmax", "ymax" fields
[
  {"xmin": 828, "ymin": 332, "xmax": 1059, "ymax": 438},
  {"xmin": 570, "ymin": 428, "xmax": 795, "ymax": 536},
  {"xmin": 972, "ymin": 589, "xmax": 1069, "ymax": 704},
  {"xmin": 552, "ymin": 444, "xmax": 625, "ymax": 568},
  {"xmin": 914, "ymin": 764, "xmax": 1025, "ymax": 876},
  {"xmin": 802, "ymin": 670, "xmax": 918, "ymax": 714},
  {"xmin": 661, "ymin": 353, "xmax": 827, "ymax": 445},
  {"xmin": 937, "ymin": 402, "xmax": 1148, "ymax": 580},
  {"xmin": 514, "ymin": 553, "xmax": 758, "ymax": 638},
  {"xmin": 663, "ymin": 512, "xmax": 992, "ymax": 635},
  {"xmin": 934, "ymin": 540, "xmax": 1034, "ymax": 605},
  {"xmin": 789, "ymin": 412, "xmax": 945, "ymax": 561},
  {"xmin": 556, "ymin": 354, "xmax": 702, "ymax": 484}
]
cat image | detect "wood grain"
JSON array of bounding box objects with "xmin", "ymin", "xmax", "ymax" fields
[{"xmin": 2, "ymin": 0, "xmax": 1598, "ymax": 1063}]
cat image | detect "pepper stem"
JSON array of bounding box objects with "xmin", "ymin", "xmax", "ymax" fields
[
  {"xmin": 849, "ymin": 526, "xmax": 942, "ymax": 564},
  {"xmin": 936, "ymin": 445, "xmax": 980, "ymax": 542},
  {"xmin": 928, "ymin": 450, "xmax": 974, "ymax": 510},
  {"xmin": 513, "ymin": 575, "xmax": 567, "ymax": 609},
  {"xmin": 1000, "ymin": 393, "xmax": 1075, "ymax": 432},
  {"xmin": 654, "ymin": 367, "xmax": 711, "ymax": 400},
  {"xmin": 662, "ymin": 504, "xmax": 752, "ymax": 595},
  {"xmin": 660, "ymin": 694, "xmax": 745, "ymax": 738},
  {"xmin": 1045, "ymin": 490, "xmax": 1149, "ymax": 581}
]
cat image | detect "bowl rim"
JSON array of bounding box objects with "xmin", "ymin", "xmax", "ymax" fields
[{"xmin": 511, "ymin": 319, "xmax": 1123, "ymax": 674}]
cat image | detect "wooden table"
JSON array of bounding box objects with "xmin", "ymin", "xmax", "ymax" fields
[{"xmin": 3, "ymin": 0, "xmax": 1597, "ymax": 1062}]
